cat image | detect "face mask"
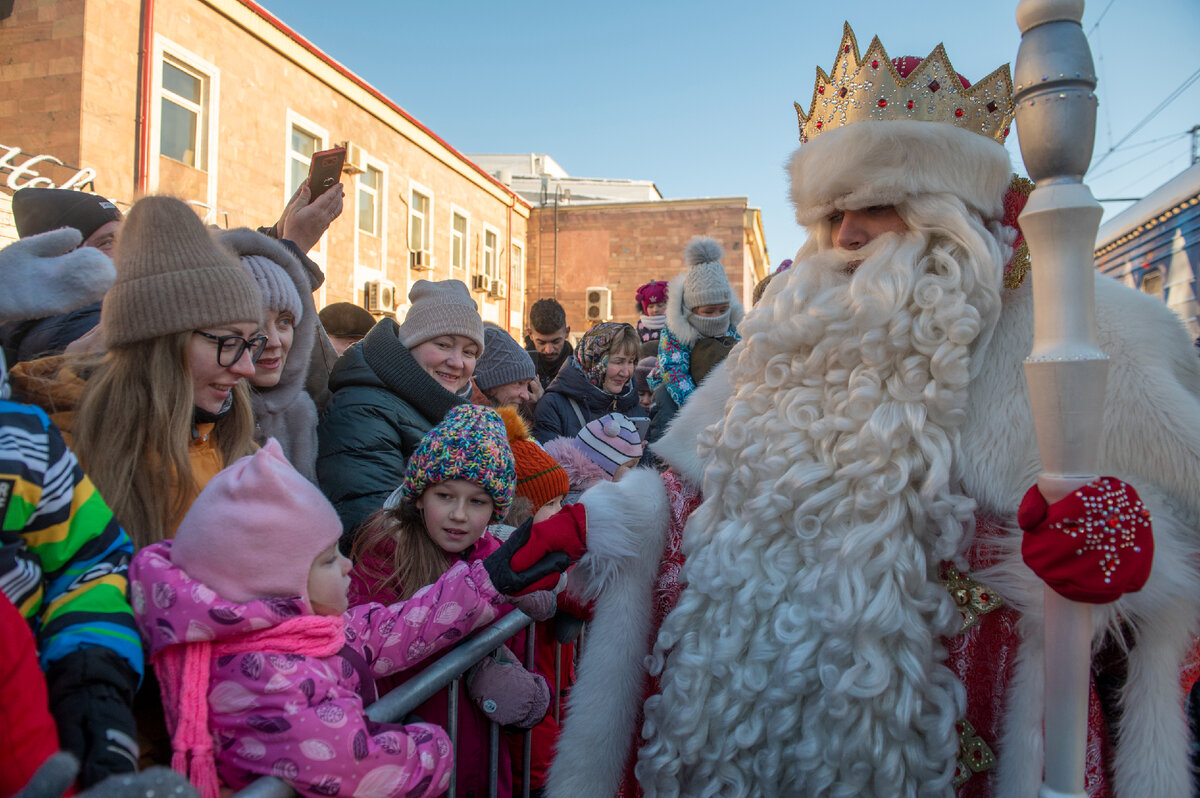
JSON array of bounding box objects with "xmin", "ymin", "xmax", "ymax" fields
[{"xmin": 687, "ymin": 309, "xmax": 731, "ymax": 338}]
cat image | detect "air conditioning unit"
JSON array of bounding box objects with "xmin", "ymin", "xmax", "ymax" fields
[
  {"xmin": 471, "ymin": 274, "xmax": 492, "ymax": 293},
  {"xmin": 338, "ymin": 140, "xmax": 365, "ymax": 175},
  {"xmin": 365, "ymin": 279, "xmax": 397, "ymax": 314},
  {"xmin": 489, "ymin": 279, "xmax": 507, "ymax": 299},
  {"xmin": 409, "ymin": 250, "xmax": 432, "ymax": 271},
  {"xmin": 585, "ymin": 286, "xmax": 612, "ymax": 322}
]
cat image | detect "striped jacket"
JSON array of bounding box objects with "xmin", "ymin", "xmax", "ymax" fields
[{"xmin": 0, "ymin": 399, "xmax": 142, "ymax": 676}]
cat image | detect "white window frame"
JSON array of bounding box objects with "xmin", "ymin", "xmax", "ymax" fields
[
  {"xmin": 482, "ymin": 223, "xmax": 500, "ymax": 282},
  {"xmin": 353, "ymin": 153, "xmax": 389, "ymax": 292},
  {"xmin": 450, "ymin": 205, "xmax": 470, "ymax": 276},
  {"xmin": 149, "ymin": 36, "xmax": 220, "ymax": 218},
  {"xmin": 283, "ymin": 110, "xmax": 328, "ymax": 266},
  {"xmin": 356, "ymin": 160, "xmax": 385, "ymax": 237},
  {"xmin": 409, "ymin": 180, "xmax": 433, "ymax": 255},
  {"xmin": 510, "ymin": 239, "xmax": 525, "ymax": 295}
]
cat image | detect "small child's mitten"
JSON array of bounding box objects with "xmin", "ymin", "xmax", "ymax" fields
[{"xmin": 466, "ymin": 645, "xmax": 550, "ymax": 729}]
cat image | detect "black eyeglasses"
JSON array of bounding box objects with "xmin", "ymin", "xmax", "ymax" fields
[{"xmin": 193, "ymin": 330, "xmax": 268, "ymax": 367}]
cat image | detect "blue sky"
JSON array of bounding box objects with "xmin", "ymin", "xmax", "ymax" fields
[{"xmin": 267, "ymin": 0, "xmax": 1199, "ymax": 270}]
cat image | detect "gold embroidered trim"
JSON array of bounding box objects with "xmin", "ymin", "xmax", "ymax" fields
[
  {"xmin": 939, "ymin": 562, "xmax": 1003, "ymax": 634},
  {"xmin": 953, "ymin": 718, "xmax": 997, "ymax": 787}
]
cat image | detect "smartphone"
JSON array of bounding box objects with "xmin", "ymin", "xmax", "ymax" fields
[{"xmin": 307, "ymin": 146, "xmax": 345, "ymax": 204}]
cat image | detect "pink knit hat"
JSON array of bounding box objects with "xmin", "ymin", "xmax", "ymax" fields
[
  {"xmin": 576, "ymin": 413, "xmax": 644, "ymax": 476},
  {"xmin": 171, "ymin": 439, "xmax": 341, "ymax": 606}
]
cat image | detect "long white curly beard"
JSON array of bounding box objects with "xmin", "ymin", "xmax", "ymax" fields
[{"xmin": 638, "ymin": 216, "xmax": 1006, "ymax": 798}]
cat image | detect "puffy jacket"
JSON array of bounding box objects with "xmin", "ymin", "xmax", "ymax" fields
[
  {"xmin": 532, "ymin": 358, "xmax": 646, "ymax": 444},
  {"xmin": 317, "ymin": 318, "xmax": 469, "ymax": 546},
  {"xmin": 132, "ymin": 540, "xmax": 509, "ymax": 797}
]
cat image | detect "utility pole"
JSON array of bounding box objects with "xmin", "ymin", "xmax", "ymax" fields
[{"xmin": 1192, "ymin": 125, "xmax": 1200, "ymax": 165}]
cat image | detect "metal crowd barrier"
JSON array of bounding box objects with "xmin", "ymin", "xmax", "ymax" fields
[{"xmin": 233, "ymin": 608, "xmax": 565, "ymax": 798}]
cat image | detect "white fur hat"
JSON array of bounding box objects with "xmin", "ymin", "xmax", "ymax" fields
[{"xmin": 788, "ymin": 119, "xmax": 1011, "ymax": 229}]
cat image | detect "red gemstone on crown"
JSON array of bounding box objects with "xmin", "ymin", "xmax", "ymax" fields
[
  {"xmin": 839, "ymin": 87, "xmax": 848, "ymax": 98},
  {"xmin": 845, "ymin": 45, "xmax": 851, "ymax": 53},
  {"xmin": 987, "ymin": 101, "xmax": 998, "ymax": 113},
  {"xmin": 878, "ymin": 99, "xmax": 887, "ymax": 107},
  {"xmin": 929, "ymin": 80, "xmax": 941, "ymax": 93},
  {"xmin": 818, "ymin": 85, "xmax": 825, "ymax": 94},
  {"xmin": 815, "ymin": 121, "xmax": 822, "ymax": 129},
  {"xmin": 954, "ymin": 108, "xmax": 964, "ymax": 117},
  {"xmin": 906, "ymin": 100, "xmax": 914, "ymax": 109},
  {"xmin": 871, "ymin": 60, "xmax": 879, "ymax": 69}
]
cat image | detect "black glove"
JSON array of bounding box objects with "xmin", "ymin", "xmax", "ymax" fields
[
  {"xmin": 44, "ymin": 649, "xmax": 139, "ymax": 788},
  {"xmin": 483, "ymin": 518, "xmax": 572, "ymax": 596}
]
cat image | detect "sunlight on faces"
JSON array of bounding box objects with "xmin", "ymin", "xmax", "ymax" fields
[
  {"xmin": 251, "ymin": 309, "xmax": 295, "ymax": 389},
  {"xmin": 187, "ymin": 322, "xmax": 260, "ymax": 414},
  {"xmin": 532, "ymin": 494, "xmax": 565, "ymax": 525},
  {"xmin": 603, "ymin": 347, "xmax": 638, "ymax": 394},
  {"xmin": 410, "ymin": 335, "xmax": 479, "ymax": 393},
  {"xmin": 531, "ymin": 327, "xmax": 569, "ymax": 359},
  {"xmin": 83, "ymin": 220, "xmax": 120, "ymax": 257},
  {"xmin": 644, "ymin": 301, "xmax": 667, "ymax": 316},
  {"xmin": 417, "ymin": 480, "xmax": 495, "ymax": 555},
  {"xmin": 307, "ymin": 542, "xmax": 352, "ymax": 617},
  {"xmin": 486, "ymin": 379, "xmax": 533, "ymax": 407}
]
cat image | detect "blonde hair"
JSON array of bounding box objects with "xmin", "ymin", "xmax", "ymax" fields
[
  {"xmin": 71, "ymin": 333, "xmax": 255, "ymax": 550},
  {"xmin": 352, "ymin": 503, "xmax": 454, "ymax": 601},
  {"xmin": 608, "ymin": 325, "xmax": 641, "ymax": 360}
]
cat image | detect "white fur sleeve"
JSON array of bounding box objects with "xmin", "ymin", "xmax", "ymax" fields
[{"xmin": 548, "ymin": 468, "xmax": 671, "ymax": 798}]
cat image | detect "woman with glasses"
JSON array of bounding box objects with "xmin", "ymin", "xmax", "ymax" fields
[
  {"xmin": 12, "ymin": 196, "xmax": 264, "ymax": 550},
  {"xmin": 218, "ymin": 228, "xmax": 321, "ymax": 482}
]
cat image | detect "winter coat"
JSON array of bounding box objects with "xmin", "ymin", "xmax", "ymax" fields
[
  {"xmin": 652, "ymin": 272, "xmax": 743, "ymax": 408},
  {"xmin": 0, "ymin": 301, "xmax": 101, "ymax": 365},
  {"xmin": 532, "ymin": 359, "xmax": 647, "ymax": 444},
  {"xmin": 350, "ymin": 533, "xmax": 530, "ymax": 798},
  {"xmin": 317, "ymin": 318, "xmax": 469, "ymax": 546},
  {"xmin": 131, "ymin": 540, "xmax": 510, "ymax": 798},
  {"xmin": 0, "ymin": 399, "xmax": 142, "ymax": 675},
  {"xmin": 222, "ymin": 230, "xmax": 320, "ymax": 483},
  {"xmin": 0, "ymin": 594, "xmax": 61, "ymax": 796}
]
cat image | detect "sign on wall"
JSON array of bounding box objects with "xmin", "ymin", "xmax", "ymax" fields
[{"xmin": 0, "ymin": 144, "xmax": 97, "ymax": 191}]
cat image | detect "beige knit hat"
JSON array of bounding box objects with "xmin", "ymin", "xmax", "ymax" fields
[
  {"xmin": 397, "ymin": 279, "xmax": 484, "ymax": 352},
  {"xmin": 100, "ymin": 196, "xmax": 263, "ymax": 347}
]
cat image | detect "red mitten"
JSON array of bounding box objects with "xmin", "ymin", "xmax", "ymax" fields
[
  {"xmin": 1019, "ymin": 477, "xmax": 1153, "ymax": 603},
  {"xmin": 509, "ymin": 503, "xmax": 587, "ymax": 574}
]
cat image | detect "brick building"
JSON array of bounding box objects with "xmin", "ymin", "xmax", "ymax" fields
[
  {"xmin": 526, "ymin": 197, "xmax": 769, "ymax": 332},
  {"xmin": 0, "ymin": 0, "xmax": 532, "ymax": 336}
]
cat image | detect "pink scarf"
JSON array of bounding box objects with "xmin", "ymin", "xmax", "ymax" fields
[{"xmin": 154, "ymin": 614, "xmax": 346, "ymax": 798}]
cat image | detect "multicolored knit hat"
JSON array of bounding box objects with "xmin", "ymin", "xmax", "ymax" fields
[
  {"xmin": 497, "ymin": 406, "xmax": 569, "ymax": 509},
  {"xmin": 398, "ymin": 404, "xmax": 515, "ymax": 521},
  {"xmin": 575, "ymin": 321, "xmax": 638, "ymax": 389},
  {"xmin": 577, "ymin": 412, "xmax": 644, "ymax": 476}
]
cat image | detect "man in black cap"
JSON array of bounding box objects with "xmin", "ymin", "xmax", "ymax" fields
[{"xmin": 0, "ymin": 187, "xmax": 123, "ymax": 364}]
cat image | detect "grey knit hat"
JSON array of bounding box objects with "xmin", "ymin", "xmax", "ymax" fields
[
  {"xmin": 682, "ymin": 237, "xmax": 732, "ymax": 310},
  {"xmin": 100, "ymin": 196, "xmax": 262, "ymax": 347},
  {"xmin": 474, "ymin": 323, "xmax": 535, "ymax": 391},
  {"xmin": 242, "ymin": 254, "xmax": 303, "ymax": 320},
  {"xmin": 218, "ymin": 228, "xmax": 304, "ymax": 320},
  {"xmin": 398, "ymin": 279, "xmax": 484, "ymax": 352}
]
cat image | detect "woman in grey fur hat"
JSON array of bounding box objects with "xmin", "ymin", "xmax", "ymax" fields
[{"xmin": 218, "ymin": 228, "xmax": 320, "ymax": 482}]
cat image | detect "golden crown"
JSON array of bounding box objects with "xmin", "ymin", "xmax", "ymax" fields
[{"xmin": 795, "ymin": 23, "xmax": 1015, "ymax": 145}]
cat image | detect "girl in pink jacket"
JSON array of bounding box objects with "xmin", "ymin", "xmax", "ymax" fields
[{"xmin": 130, "ymin": 437, "xmax": 569, "ymax": 798}]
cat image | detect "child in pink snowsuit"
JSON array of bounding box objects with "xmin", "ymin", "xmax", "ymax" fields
[{"xmin": 130, "ymin": 439, "xmax": 569, "ymax": 798}]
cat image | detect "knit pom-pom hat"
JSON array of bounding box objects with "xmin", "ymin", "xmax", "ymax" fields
[
  {"xmin": 475, "ymin": 324, "xmax": 536, "ymax": 391},
  {"xmin": 635, "ymin": 280, "xmax": 668, "ymax": 310},
  {"xmin": 171, "ymin": 439, "xmax": 341, "ymax": 607},
  {"xmin": 101, "ymin": 196, "xmax": 262, "ymax": 347},
  {"xmin": 576, "ymin": 412, "xmax": 644, "ymax": 476},
  {"xmin": 681, "ymin": 237, "xmax": 732, "ymax": 310},
  {"xmin": 498, "ymin": 406, "xmax": 569, "ymax": 509},
  {"xmin": 399, "ymin": 404, "xmax": 516, "ymax": 521}
]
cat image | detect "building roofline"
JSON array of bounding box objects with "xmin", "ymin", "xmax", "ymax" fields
[
  {"xmin": 220, "ymin": 0, "xmax": 530, "ymax": 211},
  {"xmin": 533, "ymin": 196, "xmax": 752, "ymax": 212}
]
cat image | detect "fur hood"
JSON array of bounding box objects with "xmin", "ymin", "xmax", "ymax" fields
[
  {"xmin": 543, "ymin": 436, "xmax": 609, "ymax": 502},
  {"xmin": 663, "ymin": 270, "xmax": 744, "ymax": 348},
  {"xmin": 217, "ymin": 228, "xmax": 319, "ymax": 481},
  {"xmin": 788, "ymin": 120, "xmax": 1011, "ymax": 227}
]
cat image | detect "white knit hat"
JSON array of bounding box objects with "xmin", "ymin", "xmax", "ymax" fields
[{"xmin": 681, "ymin": 237, "xmax": 732, "ymax": 310}]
